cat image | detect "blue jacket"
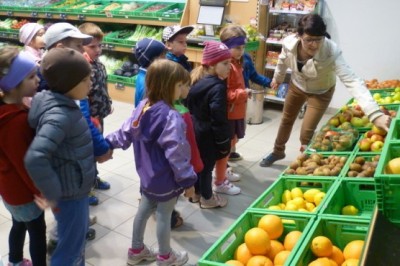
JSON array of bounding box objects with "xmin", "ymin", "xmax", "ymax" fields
[
  {"xmin": 106, "ymin": 99, "xmax": 197, "ymax": 202},
  {"xmin": 134, "ymin": 68, "xmax": 146, "ymax": 107},
  {"xmin": 24, "ymin": 91, "xmax": 95, "ymax": 201},
  {"xmin": 243, "ymin": 53, "xmax": 271, "ymax": 88},
  {"xmin": 166, "ymin": 52, "xmax": 192, "ymax": 72}
]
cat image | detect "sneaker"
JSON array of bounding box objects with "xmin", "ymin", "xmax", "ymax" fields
[
  {"xmin": 89, "ymin": 214, "xmax": 97, "ymax": 226},
  {"xmin": 8, "ymin": 258, "xmax": 32, "ymax": 266},
  {"xmin": 88, "ymin": 192, "xmax": 99, "ymax": 206},
  {"xmin": 214, "ymin": 179, "xmax": 241, "ymax": 195},
  {"xmin": 188, "ymin": 193, "xmax": 200, "ymax": 203},
  {"xmin": 47, "ymin": 239, "xmax": 58, "ymax": 256},
  {"xmin": 259, "ymin": 153, "xmax": 286, "ymax": 167},
  {"xmin": 226, "ymin": 167, "xmax": 241, "ymax": 182},
  {"xmin": 94, "ymin": 177, "xmax": 110, "ymax": 190},
  {"xmin": 157, "ymin": 250, "xmax": 188, "ymax": 266},
  {"xmin": 199, "ymin": 193, "xmax": 228, "ymax": 209},
  {"xmin": 300, "ymin": 145, "xmax": 307, "ymax": 153},
  {"xmin": 127, "ymin": 245, "xmax": 157, "ymax": 265},
  {"xmin": 86, "ymin": 227, "xmax": 96, "ymax": 241},
  {"xmin": 228, "ymin": 152, "xmax": 242, "ymax": 161}
]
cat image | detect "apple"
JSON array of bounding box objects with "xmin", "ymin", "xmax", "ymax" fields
[
  {"xmin": 372, "ymin": 125, "xmax": 387, "ymax": 136},
  {"xmin": 328, "ymin": 117, "xmax": 340, "ymax": 127},
  {"xmin": 359, "ymin": 138, "xmax": 372, "ymax": 151},
  {"xmin": 364, "ymin": 130, "xmax": 375, "ymax": 138},
  {"xmin": 389, "ymin": 110, "xmax": 397, "ymax": 117},
  {"xmin": 324, "ymin": 130, "xmax": 339, "ymax": 138},
  {"xmin": 370, "ymin": 140, "xmax": 384, "ymax": 152},
  {"xmin": 385, "ymin": 157, "xmax": 400, "ymax": 174},
  {"xmin": 339, "ymin": 122, "xmax": 352, "ymax": 130},
  {"xmin": 373, "ymin": 93, "xmax": 381, "ymax": 100},
  {"xmin": 370, "ymin": 134, "xmax": 384, "ymax": 142},
  {"xmin": 380, "ymin": 106, "xmax": 390, "ymax": 116},
  {"xmin": 350, "ymin": 117, "xmax": 365, "ymax": 127},
  {"xmin": 361, "ymin": 116, "xmax": 370, "ymax": 125}
]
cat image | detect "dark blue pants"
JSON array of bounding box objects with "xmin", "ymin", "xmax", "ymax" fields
[{"xmin": 51, "ymin": 198, "xmax": 89, "ymax": 266}]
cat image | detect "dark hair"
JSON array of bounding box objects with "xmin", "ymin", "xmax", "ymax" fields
[
  {"xmin": 146, "ymin": 59, "xmax": 190, "ymax": 106},
  {"xmin": 298, "ymin": 14, "xmax": 327, "ymax": 37}
]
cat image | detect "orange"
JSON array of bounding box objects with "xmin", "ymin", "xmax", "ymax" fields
[
  {"xmin": 244, "ymin": 227, "xmax": 271, "ymax": 255},
  {"xmin": 273, "ymin": 250, "xmax": 291, "ymax": 265},
  {"xmin": 311, "ymin": 236, "xmax": 333, "ymax": 257},
  {"xmin": 341, "ymin": 259, "xmax": 359, "ymax": 266},
  {"xmin": 283, "ymin": 230, "xmax": 302, "ymax": 251},
  {"xmin": 328, "ymin": 246, "xmax": 345, "ymax": 265},
  {"xmin": 225, "ymin": 260, "xmax": 244, "ymax": 266},
  {"xmin": 234, "ymin": 243, "xmax": 253, "ymax": 265},
  {"xmin": 267, "ymin": 240, "xmax": 285, "ymax": 260},
  {"xmin": 258, "ymin": 214, "xmax": 284, "ymax": 240},
  {"xmin": 308, "ymin": 257, "xmax": 337, "ymax": 266},
  {"xmin": 247, "ymin": 255, "xmax": 273, "ymax": 266},
  {"xmin": 343, "ymin": 240, "xmax": 364, "ymax": 260}
]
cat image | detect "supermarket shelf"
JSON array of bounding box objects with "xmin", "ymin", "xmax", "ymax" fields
[
  {"xmin": 269, "ymin": 9, "xmax": 313, "ymax": 15},
  {"xmin": 266, "ymin": 39, "xmax": 283, "ymax": 45},
  {"xmin": 264, "ymin": 94, "xmax": 285, "ymax": 104},
  {"xmin": 265, "ymin": 64, "xmax": 292, "ymax": 74}
]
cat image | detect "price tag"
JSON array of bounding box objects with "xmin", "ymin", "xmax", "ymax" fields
[
  {"xmin": 7, "ymin": 11, "xmax": 13, "ymax": 16},
  {"xmin": 115, "ymin": 83, "xmax": 125, "ymax": 90},
  {"xmin": 60, "ymin": 13, "xmax": 67, "ymax": 20},
  {"xmin": 31, "ymin": 12, "xmax": 38, "ymax": 17},
  {"xmin": 46, "ymin": 12, "xmax": 53, "ymax": 18},
  {"xmin": 101, "ymin": 43, "xmax": 108, "ymax": 50},
  {"xmin": 107, "ymin": 44, "xmax": 115, "ymax": 50},
  {"xmin": 78, "ymin": 14, "xmax": 85, "ymax": 20},
  {"xmin": 105, "ymin": 11, "xmax": 113, "ymax": 18},
  {"xmin": 11, "ymin": 34, "xmax": 18, "ymax": 39},
  {"xmin": 0, "ymin": 32, "xmax": 6, "ymax": 38}
]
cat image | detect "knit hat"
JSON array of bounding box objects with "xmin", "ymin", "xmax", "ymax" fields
[
  {"xmin": 19, "ymin": 23, "xmax": 44, "ymax": 45},
  {"xmin": 201, "ymin": 41, "xmax": 231, "ymax": 66},
  {"xmin": 41, "ymin": 48, "xmax": 91, "ymax": 94},
  {"xmin": 44, "ymin": 22, "xmax": 92, "ymax": 49},
  {"xmin": 135, "ymin": 38, "xmax": 166, "ymax": 68},
  {"xmin": 162, "ymin": 25, "xmax": 194, "ymax": 43}
]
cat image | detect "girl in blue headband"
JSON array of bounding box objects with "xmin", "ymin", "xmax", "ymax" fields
[{"xmin": 0, "ymin": 46, "xmax": 45, "ymax": 266}]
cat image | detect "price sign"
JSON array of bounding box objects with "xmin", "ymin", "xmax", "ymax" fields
[
  {"xmin": 31, "ymin": 12, "xmax": 38, "ymax": 17},
  {"xmin": 46, "ymin": 12, "xmax": 53, "ymax": 18},
  {"xmin": 7, "ymin": 11, "xmax": 13, "ymax": 16},
  {"xmin": 107, "ymin": 44, "xmax": 115, "ymax": 50},
  {"xmin": 78, "ymin": 14, "xmax": 85, "ymax": 20},
  {"xmin": 105, "ymin": 11, "xmax": 113, "ymax": 18},
  {"xmin": 115, "ymin": 83, "xmax": 125, "ymax": 90},
  {"xmin": 60, "ymin": 13, "xmax": 67, "ymax": 20}
]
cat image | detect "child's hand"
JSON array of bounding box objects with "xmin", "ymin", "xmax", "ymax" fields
[
  {"xmin": 271, "ymin": 79, "xmax": 280, "ymax": 90},
  {"xmin": 184, "ymin": 186, "xmax": 195, "ymax": 198},
  {"xmin": 96, "ymin": 149, "xmax": 113, "ymax": 163},
  {"xmin": 34, "ymin": 195, "xmax": 56, "ymax": 210}
]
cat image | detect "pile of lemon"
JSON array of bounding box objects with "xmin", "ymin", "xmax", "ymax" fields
[{"xmin": 268, "ymin": 187, "xmax": 326, "ymax": 212}]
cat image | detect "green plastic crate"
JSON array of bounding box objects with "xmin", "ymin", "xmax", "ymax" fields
[
  {"xmin": 245, "ymin": 41, "xmax": 260, "ymax": 52},
  {"xmin": 103, "ymin": 30, "xmax": 135, "ymax": 46},
  {"xmin": 109, "ymin": 1, "xmax": 149, "ymax": 17},
  {"xmin": 291, "ymin": 216, "xmax": 369, "ymax": 266},
  {"xmin": 307, "ymin": 127, "xmax": 359, "ymax": 153},
  {"xmin": 108, "ymin": 74, "xmax": 136, "ymax": 86},
  {"xmin": 198, "ymin": 210, "xmax": 314, "ymax": 266},
  {"xmin": 158, "ymin": 3, "xmax": 184, "ymax": 18},
  {"xmin": 134, "ymin": 2, "xmax": 170, "ymax": 17},
  {"xmin": 248, "ymin": 177, "xmax": 337, "ymax": 215},
  {"xmin": 320, "ymin": 179, "xmax": 376, "ymax": 220},
  {"xmin": 45, "ymin": 0, "xmax": 79, "ymax": 13},
  {"xmin": 80, "ymin": 1, "xmax": 122, "ymax": 16},
  {"xmin": 341, "ymin": 153, "xmax": 380, "ymax": 180},
  {"xmin": 385, "ymin": 118, "xmax": 400, "ymax": 142}
]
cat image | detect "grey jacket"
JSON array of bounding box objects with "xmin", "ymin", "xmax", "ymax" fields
[{"xmin": 24, "ymin": 90, "xmax": 95, "ymax": 202}]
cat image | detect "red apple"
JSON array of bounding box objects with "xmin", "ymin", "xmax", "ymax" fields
[
  {"xmin": 359, "ymin": 138, "xmax": 372, "ymax": 151},
  {"xmin": 370, "ymin": 134, "xmax": 384, "ymax": 142},
  {"xmin": 372, "ymin": 125, "xmax": 387, "ymax": 136},
  {"xmin": 370, "ymin": 140, "xmax": 384, "ymax": 152},
  {"xmin": 389, "ymin": 110, "xmax": 397, "ymax": 117},
  {"xmin": 325, "ymin": 130, "xmax": 340, "ymax": 138},
  {"xmin": 364, "ymin": 130, "xmax": 375, "ymax": 138}
]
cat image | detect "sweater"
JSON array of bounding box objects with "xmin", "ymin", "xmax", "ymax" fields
[
  {"xmin": 243, "ymin": 53, "xmax": 271, "ymax": 88},
  {"xmin": 227, "ymin": 58, "xmax": 248, "ymax": 120},
  {"xmin": 106, "ymin": 99, "xmax": 197, "ymax": 202},
  {"xmin": 0, "ymin": 102, "xmax": 40, "ymax": 205},
  {"xmin": 134, "ymin": 68, "xmax": 146, "ymax": 107}
]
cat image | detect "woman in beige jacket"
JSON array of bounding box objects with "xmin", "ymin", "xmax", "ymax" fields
[{"xmin": 260, "ymin": 14, "xmax": 391, "ymax": 167}]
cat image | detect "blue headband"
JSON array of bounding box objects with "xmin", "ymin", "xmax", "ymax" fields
[
  {"xmin": 0, "ymin": 53, "xmax": 36, "ymax": 92},
  {"xmin": 222, "ymin": 36, "xmax": 247, "ymax": 49}
]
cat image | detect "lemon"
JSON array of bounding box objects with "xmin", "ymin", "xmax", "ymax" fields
[
  {"xmin": 292, "ymin": 197, "xmax": 305, "ymax": 209},
  {"xmin": 291, "ymin": 187, "xmax": 303, "ymax": 199},
  {"xmin": 282, "ymin": 190, "xmax": 292, "ymax": 204},
  {"xmin": 268, "ymin": 205, "xmax": 282, "ymax": 211},
  {"xmin": 298, "ymin": 208, "xmax": 309, "ymax": 212},
  {"xmin": 285, "ymin": 202, "xmax": 298, "ymax": 211},
  {"xmin": 314, "ymin": 192, "xmax": 326, "ymax": 206},
  {"xmin": 278, "ymin": 203, "xmax": 286, "ymax": 210},
  {"xmin": 342, "ymin": 205, "xmax": 359, "ymax": 215},
  {"xmin": 303, "ymin": 188, "xmax": 321, "ymax": 203},
  {"xmin": 305, "ymin": 202, "xmax": 316, "ymax": 212}
]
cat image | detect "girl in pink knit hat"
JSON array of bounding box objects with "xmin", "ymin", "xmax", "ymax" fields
[{"xmin": 19, "ymin": 23, "xmax": 45, "ymax": 63}]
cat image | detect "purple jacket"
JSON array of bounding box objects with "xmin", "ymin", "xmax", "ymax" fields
[{"xmin": 106, "ymin": 99, "xmax": 197, "ymax": 202}]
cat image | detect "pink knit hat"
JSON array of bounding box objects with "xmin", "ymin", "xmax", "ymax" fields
[
  {"xmin": 19, "ymin": 23, "xmax": 44, "ymax": 45},
  {"xmin": 201, "ymin": 41, "xmax": 231, "ymax": 66}
]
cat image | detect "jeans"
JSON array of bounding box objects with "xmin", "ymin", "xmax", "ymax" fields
[
  {"xmin": 273, "ymin": 82, "xmax": 335, "ymax": 155},
  {"xmin": 8, "ymin": 212, "xmax": 46, "ymax": 266},
  {"xmin": 51, "ymin": 198, "xmax": 89, "ymax": 266},
  {"xmin": 195, "ymin": 154, "xmax": 216, "ymax": 200},
  {"xmin": 132, "ymin": 194, "xmax": 176, "ymax": 255}
]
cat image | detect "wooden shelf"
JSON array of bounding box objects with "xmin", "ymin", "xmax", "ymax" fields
[{"xmin": 268, "ymin": 9, "xmax": 313, "ymax": 15}]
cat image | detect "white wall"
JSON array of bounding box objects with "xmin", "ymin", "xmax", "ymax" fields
[{"xmin": 323, "ymin": 0, "xmax": 400, "ymax": 108}]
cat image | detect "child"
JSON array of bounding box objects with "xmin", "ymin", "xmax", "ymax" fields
[
  {"xmin": 186, "ymin": 41, "xmax": 232, "ymax": 208},
  {"xmin": 19, "ymin": 23, "xmax": 45, "ymax": 63},
  {"xmin": 0, "ymin": 47, "xmax": 45, "ymax": 266},
  {"xmin": 134, "ymin": 38, "xmax": 166, "ymax": 107},
  {"xmin": 106, "ymin": 59, "xmax": 197, "ymax": 266},
  {"xmin": 78, "ymin": 22, "xmax": 113, "ymax": 193},
  {"xmin": 162, "ymin": 25, "xmax": 194, "ymax": 71},
  {"xmin": 24, "ymin": 47, "xmax": 94, "ymax": 266}
]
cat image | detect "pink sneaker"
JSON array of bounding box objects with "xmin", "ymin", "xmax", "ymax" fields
[
  {"xmin": 8, "ymin": 259, "xmax": 32, "ymax": 266},
  {"xmin": 127, "ymin": 245, "xmax": 157, "ymax": 265}
]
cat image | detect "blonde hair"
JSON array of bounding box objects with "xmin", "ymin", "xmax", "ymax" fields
[
  {"xmin": 219, "ymin": 24, "xmax": 247, "ymax": 42},
  {"xmin": 146, "ymin": 59, "xmax": 190, "ymax": 106},
  {"xmin": 0, "ymin": 46, "xmax": 19, "ymax": 80},
  {"xmin": 78, "ymin": 22, "xmax": 104, "ymax": 40}
]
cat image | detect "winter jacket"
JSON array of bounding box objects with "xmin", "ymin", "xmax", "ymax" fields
[
  {"xmin": 83, "ymin": 52, "xmax": 112, "ymax": 119},
  {"xmin": 166, "ymin": 52, "xmax": 192, "ymax": 72},
  {"xmin": 106, "ymin": 99, "xmax": 197, "ymax": 202},
  {"xmin": 24, "ymin": 91, "xmax": 95, "ymax": 202},
  {"xmin": 187, "ymin": 75, "xmax": 231, "ymax": 161},
  {"xmin": 0, "ymin": 102, "xmax": 40, "ymax": 205},
  {"xmin": 275, "ymin": 34, "xmax": 382, "ymax": 121},
  {"xmin": 134, "ymin": 68, "xmax": 146, "ymax": 107},
  {"xmin": 243, "ymin": 52, "xmax": 271, "ymax": 88},
  {"xmin": 227, "ymin": 58, "xmax": 248, "ymax": 120},
  {"xmin": 174, "ymin": 100, "xmax": 204, "ymax": 173}
]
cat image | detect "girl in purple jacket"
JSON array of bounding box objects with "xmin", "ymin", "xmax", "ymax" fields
[{"xmin": 106, "ymin": 59, "xmax": 197, "ymax": 266}]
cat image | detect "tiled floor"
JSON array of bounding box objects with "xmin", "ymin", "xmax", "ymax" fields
[{"xmin": 0, "ymin": 100, "xmax": 332, "ymax": 265}]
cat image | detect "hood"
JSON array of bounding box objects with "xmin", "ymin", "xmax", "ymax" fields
[
  {"xmin": 0, "ymin": 102, "xmax": 27, "ymax": 127},
  {"xmin": 28, "ymin": 90, "xmax": 79, "ymax": 128}
]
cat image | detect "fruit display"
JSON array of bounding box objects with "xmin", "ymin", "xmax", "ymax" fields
[
  {"xmin": 113, "ymin": 61, "xmax": 139, "ymax": 77},
  {"xmin": 357, "ymin": 125, "xmax": 387, "ymax": 152},
  {"xmin": 121, "ymin": 2, "xmax": 144, "ymax": 11},
  {"xmin": 243, "ymin": 24, "xmax": 260, "ymax": 42},
  {"xmin": 309, "ymin": 124, "xmax": 358, "ymax": 152},
  {"xmin": 371, "ymin": 87, "xmax": 400, "ymax": 104},
  {"xmin": 142, "ymin": 4, "xmax": 167, "ymax": 12},
  {"xmin": 125, "ymin": 25, "xmax": 163, "ymax": 42},
  {"xmin": 283, "ymin": 153, "xmax": 347, "ymax": 177},
  {"xmin": 345, "ymin": 155, "xmax": 380, "ymax": 177},
  {"xmin": 161, "ymin": 7, "xmax": 183, "ymax": 17},
  {"xmin": 365, "ymin": 79, "xmax": 400, "ymax": 89},
  {"xmin": 103, "ymin": 2, "xmax": 121, "ymax": 11},
  {"xmin": 99, "ymin": 55, "xmax": 138, "ymax": 78},
  {"xmin": 385, "ymin": 157, "xmax": 400, "ymax": 174}
]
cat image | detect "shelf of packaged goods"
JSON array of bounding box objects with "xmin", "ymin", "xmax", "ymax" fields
[
  {"xmin": 264, "ymin": 94, "xmax": 285, "ymax": 104},
  {"xmin": 0, "ymin": 11, "xmax": 177, "ymax": 27},
  {"xmin": 268, "ymin": 9, "xmax": 313, "ymax": 15}
]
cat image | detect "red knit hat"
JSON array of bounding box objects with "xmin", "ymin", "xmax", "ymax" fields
[{"xmin": 201, "ymin": 41, "xmax": 231, "ymax": 66}]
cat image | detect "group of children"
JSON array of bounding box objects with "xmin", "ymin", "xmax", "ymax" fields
[{"xmin": 0, "ymin": 21, "xmax": 271, "ymax": 266}]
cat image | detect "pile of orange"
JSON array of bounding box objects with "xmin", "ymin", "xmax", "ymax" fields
[
  {"xmin": 225, "ymin": 214, "xmax": 303, "ymax": 266},
  {"xmin": 308, "ymin": 236, "xmax": 365, "ymax": 266}
]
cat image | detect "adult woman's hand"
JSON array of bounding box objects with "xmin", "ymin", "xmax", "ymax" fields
[
  {"xmin": 373, "ymin": 114, "xmax": 391, "ymax": 132},
  {"xmin": 270, "ymin": 79, "xmax": 280, "ymax": 90}
]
